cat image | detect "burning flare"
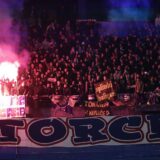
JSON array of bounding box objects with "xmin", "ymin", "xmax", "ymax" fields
[
  {"xmin": 0, "ymin": 61, "xmax": 20, "ymax": 81},
  {"xmin": 0, "ymin": 61, "xmax": 20, "ymax": 96}
]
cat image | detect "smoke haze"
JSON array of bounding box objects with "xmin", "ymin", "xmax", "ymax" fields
[{"xmin": 0, "ymin": 0, "xmax": 29, "ymax": 66}]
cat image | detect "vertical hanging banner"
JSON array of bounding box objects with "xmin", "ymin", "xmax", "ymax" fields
[{"xmin": 94, "ymin": 80, "xmax": 115, "ymax": 101}]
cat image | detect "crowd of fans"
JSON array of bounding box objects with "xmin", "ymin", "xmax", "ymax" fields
[
  {"xmin": 16, "ymin": 19, "xmax": 160, "ymax": 100},
  {"xmin": 155, "ymin": 15, "xmax": 160, "ymax": 27}
]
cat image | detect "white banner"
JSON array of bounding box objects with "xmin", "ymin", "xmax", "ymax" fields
[{"xmin": 0, "ymin": 115, "xmax": 160, "ymax": 147}]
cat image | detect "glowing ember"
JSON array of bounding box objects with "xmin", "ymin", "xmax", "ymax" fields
[{"xmin": 0, "ymin": 61, "xmax": 20, "ymax": 81}]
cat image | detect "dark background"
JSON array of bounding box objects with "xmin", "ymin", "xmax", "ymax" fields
[{"xmin": 23, "ymin": 0, "xmax": 160, "ymax": 22}]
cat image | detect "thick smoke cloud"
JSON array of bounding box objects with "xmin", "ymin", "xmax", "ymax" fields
[{"xmin": 0, "ymin": 0, "xmax": 29, "ymax": 66}]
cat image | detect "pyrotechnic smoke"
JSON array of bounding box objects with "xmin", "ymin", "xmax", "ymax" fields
[
  {"xmin": 0, "ymin": 0, "xmax": 30, "ymax": 84},
  {"xmin": 100, "ymin": 0, "xmax": 152, "ymax": 36},
  {"xmin": 108, "ymin": 0, "xmax": 151, "ymax": 21},
  {"xmin": 0, "ymin": 0, "xmax": 29, "ymax": 66}
]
